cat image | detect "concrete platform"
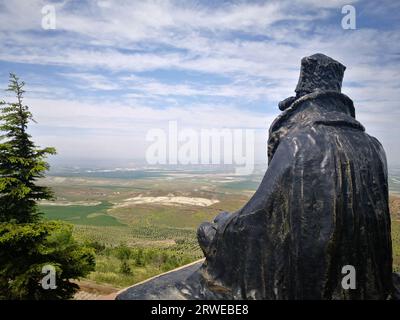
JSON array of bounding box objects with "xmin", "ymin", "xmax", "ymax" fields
[{"xmin": 115, "ymin": 260, "xmax": 204, "ymax": 300}]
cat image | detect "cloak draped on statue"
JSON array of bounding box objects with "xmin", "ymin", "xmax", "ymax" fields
[{"xmin": 181, "ymin": 54, "xmax": 393, "ymax": 300}]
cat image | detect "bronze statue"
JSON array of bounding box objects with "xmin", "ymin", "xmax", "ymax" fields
[{"xmin": 187, "ymin": 53, "xmax": 394, "ymax": 299}]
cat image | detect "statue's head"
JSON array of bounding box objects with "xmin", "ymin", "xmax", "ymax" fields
[
  {"xmin": 295, "ymin": 53, "xmax": 346, "ymax": 96},
  {"xmin": 278, "ymin": 53, "xmax": 346, "ymax": 111}
]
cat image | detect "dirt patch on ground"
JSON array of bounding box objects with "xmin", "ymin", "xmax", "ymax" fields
[
  {"xmin": 73, "ymin": 279, "xmax": 119, "ymax": 300},
  {"xmin": 115, "ymin": 195, "xmax": 219, "ymax": 207}
]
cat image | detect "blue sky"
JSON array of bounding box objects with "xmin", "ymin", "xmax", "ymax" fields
[{"xmin": 0, "ymin": 0, "xmax": 399, "ymax": 167}]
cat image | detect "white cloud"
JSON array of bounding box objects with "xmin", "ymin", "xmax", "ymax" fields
[
  {"xmin": 27, "ymin": 97, "xmax": 271, "ymax": 130},
  {"xmin": 0, "ymin": 0, "xmax": 398, "ymax": 164},
  {"xmin": 60, "ymin": 73, "xmax": 120, "ymax": 91}
]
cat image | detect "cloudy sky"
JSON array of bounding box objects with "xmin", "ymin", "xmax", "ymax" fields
[{"xmin": 0, "ymin": 0, "xmax": 399, "ymax": 168}]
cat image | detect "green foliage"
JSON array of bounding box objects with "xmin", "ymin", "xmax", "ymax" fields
[
  {"xmin": 119, "ymin": 260, "xmax": 131, "ymax": 275},
  {"xmin": 85, "ymin": 240, "xmax": 106, "ymax": 254},
  {"xmin": 0, "ymin": 74, "xmax": 56, "ymax": 223},
  {"xmin": 135, "ymin": 248, "xmax": 145, "ymax": 267},
  {"xmin": 87, "ymin": 246, "xmax": 196, "ymax": 288},
  {"xmin": 0, "ymin": 221, "xmax": 95, "ymax": 299},
  {"xmin": 116, "ymin": 243, "xmax": 132, "ymax": 261},
  {"xmin": 0, "ymin": 74, "xmax": 96, "ymax": 300},
  {"xmin": 116, "ymin": 244, "xmax": 132, "ymax": 275}
]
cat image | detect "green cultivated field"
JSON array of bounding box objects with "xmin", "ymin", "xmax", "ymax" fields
[{"xmin": 41, "ymin": 201, "xmax": 124, "ymax": 226}]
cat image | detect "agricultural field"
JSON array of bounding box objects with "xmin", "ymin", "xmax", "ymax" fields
[
  {"xmin": 41, "ymin": 201, "xmax": 123, "ymax": 226},
  {"xmin": 39, "ymin": 166, "xmax": 400, "ymax": 289}
]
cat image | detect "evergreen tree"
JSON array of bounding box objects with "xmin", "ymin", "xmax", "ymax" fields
[
  {"xmin": 0, "ymin": 73, "xmax": 56, "ymax": 223},
  {"xmin": 0, "ymin": 74, "xmax": 95, "ymax": 299}
]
